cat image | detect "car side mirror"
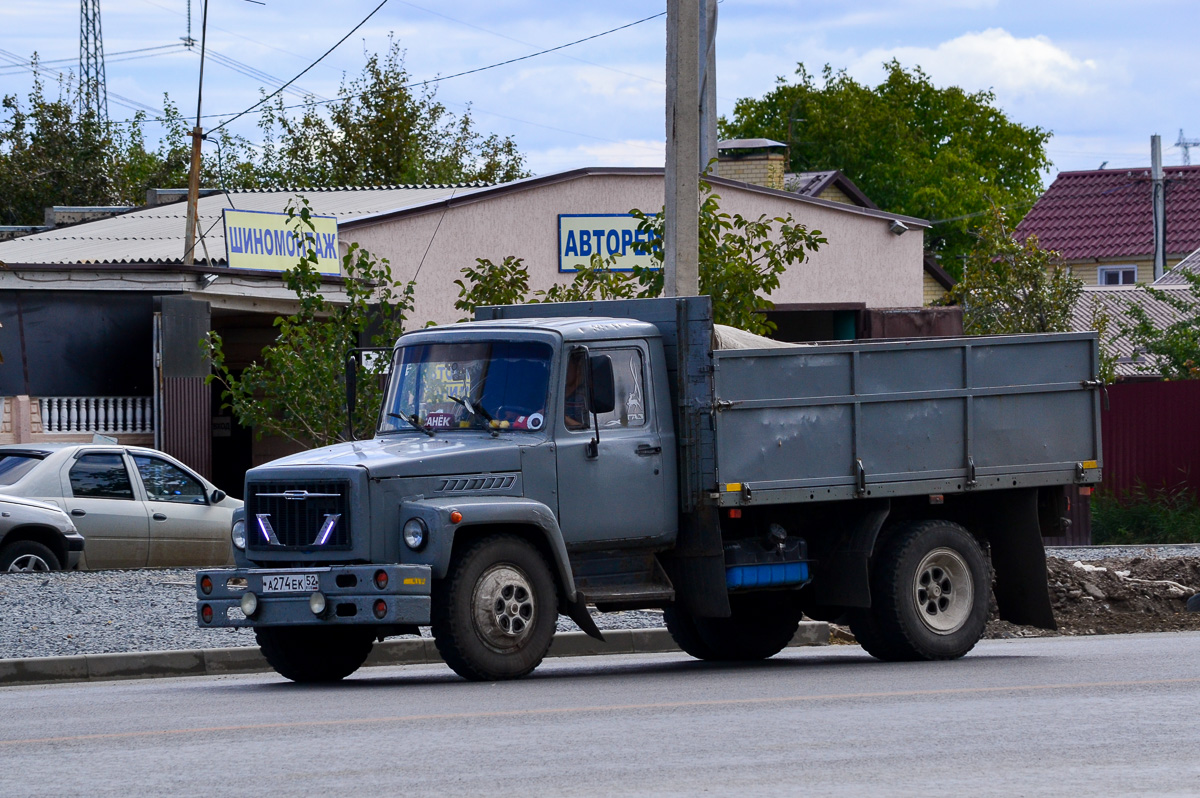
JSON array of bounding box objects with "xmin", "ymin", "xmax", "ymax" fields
[
  {"xmin": 589, "ymin": 354, "xmax": 615, "ymax": 415},
  {"xmin": 210, "ymin": 489, "xmax": 227, "ymax": 504}
]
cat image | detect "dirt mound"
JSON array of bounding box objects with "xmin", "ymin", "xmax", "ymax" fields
[{"xmin": 986, "ymin": 556, "xmax": 1200, "ymax": 638}]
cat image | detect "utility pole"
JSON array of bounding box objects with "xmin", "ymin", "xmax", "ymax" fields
[
  {"xmin": 664, "ymin": 0, "xmax": 700, "ymax": 298},
  {"xmin": 1176, "ymin": 129, "xmax": 1200, "ymax": 166},
  {"xmin": 183, "ymin": 0, "xmax": 209, "ymax": 266},
  {"xmin": 698, "ymin": 0, "xmax": 718, "ymax": 176},
  {"xmin": 1151, "ymin": 134, "xmax": 1167, "ymax": 282},
  {"xmin": 78, "ymin": 0, "xmax": 109, "ymax": 125}
]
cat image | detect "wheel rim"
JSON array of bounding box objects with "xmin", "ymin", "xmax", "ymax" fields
[
  {"xmin": 7, "ymin": 554, "xmax": 51, "ymax": 572},
  {"xmin": 471, "ymin": 563, "xmax": 536, "ymax": 653},
  {"xmin": 912, "ymin": 547, "xmax": 973, "ymax": 635}
]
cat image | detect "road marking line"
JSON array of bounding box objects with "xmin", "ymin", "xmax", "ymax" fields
[{"xmin": 4, "ymin": 676, "xmax": 1198, "ymax": 746}]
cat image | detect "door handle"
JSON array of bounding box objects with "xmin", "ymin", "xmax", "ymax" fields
[
  {"xmin": 71, "ymin": 509, "xmax": 86, "ymax": 517},
  {"xmin": 153, "ymin": 512, "xmax": 168, "ymax": 521},
  {"xmin": 635, "ymin": 444, "xmax": 662, "ymax": 456}
]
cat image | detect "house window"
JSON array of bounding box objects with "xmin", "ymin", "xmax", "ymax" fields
[{"xmin": 1098, "ymin": 265, "xmax": 1136, "ymax": 285}]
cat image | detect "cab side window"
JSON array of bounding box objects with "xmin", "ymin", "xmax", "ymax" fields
[
  {"xmin": 69, "ymin": 454, "xmax": 135, "ymax": 500},
  {"xmin": 133, "ymin": 456, "xmax": 207, "ymax": 504},
  {"xmin": 598, "ymin": 348, "xmax": 646, "ymax": 428}
]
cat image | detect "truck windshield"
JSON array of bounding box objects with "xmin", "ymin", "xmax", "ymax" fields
[{"xmin": 379, "ymin": 340, "xmax": 553, "ymax": 434}]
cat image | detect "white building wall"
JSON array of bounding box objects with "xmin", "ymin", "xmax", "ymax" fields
[{"xmin": 344, "ymin": 173, "xmax": 924, "ymax": 327}]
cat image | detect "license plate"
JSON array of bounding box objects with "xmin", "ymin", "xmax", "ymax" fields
[{"xmin": 261, "ymin": 573, "xmax": 321, "ymax": 593}]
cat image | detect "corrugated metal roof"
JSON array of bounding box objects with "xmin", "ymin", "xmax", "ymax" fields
[
  {"xmin": 1015, "ymin": 166, "xmax": 1200, "ymax": 261},
  {"xmin": 1155, "ymin": 245, "xmax": 1200, "ymax": 285},
  {"xmin": 0, "ymin": 184, "xmax": 487, "ymax": 266},
  {"xmin": 1071, "ymin": 286, "xmax": 1191, "ymax": 376}
]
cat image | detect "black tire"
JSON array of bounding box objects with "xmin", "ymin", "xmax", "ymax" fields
[
  {"xmin": 849, "ymin": 520, "xmax": 988, "ymax": 662},
  {"xmin": 666, "ymin": 593, "xmax": 802, "ymax": 662},
  {"xmin": 255, "ymin": 626, "xmax": 375, "ymax": 683},
  {"xmin": 1, "ymin": 540, "xmax": 61, "ymax": 572},
  {"xmin": 432, "ymin": 534, "xmax": 558, "ymax": 681}
]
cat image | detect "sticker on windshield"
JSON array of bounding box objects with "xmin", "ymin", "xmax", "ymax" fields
[{"xmin": 513, "ymin": 413, "xmax": 544, "ymax": 431}]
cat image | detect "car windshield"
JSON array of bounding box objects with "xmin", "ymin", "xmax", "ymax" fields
[
  {"xmin": 0, "ymin": 454, "xmax": 42, "ymax": 486},
  {"xmin": 379, "ymin": 340, "xmax": 553, "ymax": 434}
]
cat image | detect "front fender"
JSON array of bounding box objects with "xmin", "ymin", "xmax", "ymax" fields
[{"xmin": 400, "ymin": 496, "xmax": 577, "ymax": 602}]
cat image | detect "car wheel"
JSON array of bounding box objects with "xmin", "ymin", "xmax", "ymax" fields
[
  {"xmin": 432, "ymin": 534, "xmax": 558, "ymax": 681},
  {"xmin": 1, "ymin": 541, "xmax": 61, "ymax": 572}
]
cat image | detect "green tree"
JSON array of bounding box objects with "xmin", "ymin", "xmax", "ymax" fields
[
  {"xmin": 205, "ymin": 198, "xmax": 416, "ymax": 447},
  {"xmin": 948, "ymin": 206, "xmax": 1081, "ymax": 335},
  {"xmin": 254, "ymin": 38, "xmax": 527, "ymax": 187},
  {"xmin": 454, "ymin": 181, "xmax": 825, "ymax": 336},
  {"xmin": 1122, "ymin": 269, "xmax": 1200, "ymax": 379},
  {"xmin": 720, "ymin": 61, "xmax": 1050, "ymax": 276}
]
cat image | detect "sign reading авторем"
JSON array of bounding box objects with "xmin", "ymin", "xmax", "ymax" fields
[
  {"xmin": 223, "ymin": 208, "xmax": 340, "ymax": 275},
  {"xmin": 558, "ymin": 214, "xmax": 660, "ymax": 273}
]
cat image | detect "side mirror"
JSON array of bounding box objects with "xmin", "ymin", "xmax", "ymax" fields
[
  {"xmin": 210, "ymin": 489, "xmax": 227, "ymax": 504},
  {"xmin": 589, "ymin": 354, "xmax": 615, "ymax": 415}
]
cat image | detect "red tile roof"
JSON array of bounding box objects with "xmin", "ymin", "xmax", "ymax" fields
[{"xmin": 1015, "ymin": 166, "xmax": 1200, "ymax": 261}]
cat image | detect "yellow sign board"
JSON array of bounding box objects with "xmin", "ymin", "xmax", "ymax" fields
[
  {"xmin": 558, "ymin": 214, "xmax": 660, "ymax": 272},
  {"xmin": 222, "ymin": 208, "xmax": 340, "ymax": 275}
]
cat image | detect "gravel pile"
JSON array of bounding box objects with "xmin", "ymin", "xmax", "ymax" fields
[
  {"xmin": 0, "ymin": 568, "xmax": 663, "ymax": 660},
  {"xmin": 2, "ymin": 545, "xmax": 1196, "ymax": 662}
]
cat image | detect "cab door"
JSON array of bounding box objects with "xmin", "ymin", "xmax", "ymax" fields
[
  {"xmin": 554, "ymin": 343, "xmax": 669, "ymax": 545},
  {"xmin": 62, "ymin": 452, "xmax": 150, "ymax": 569}
]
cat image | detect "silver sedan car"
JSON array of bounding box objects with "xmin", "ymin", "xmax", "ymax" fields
[
  {"xmin": 0, "ymin": 444, "xmax": 243, "ymax": 570},
  {"xmin": 0, "ymin": 494, "xmax": 85, "ymax": 571}
]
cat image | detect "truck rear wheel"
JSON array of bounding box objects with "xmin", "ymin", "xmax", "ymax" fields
[
  {"xmin": 849, "ymin": 520, "xmax": 988, "ymax": 662},
  {"xmin": 255, "ymin": 626, "xmax": 375, "ymax": 683},
  {"xmin": 665, "ymin": 594, "xmax": 801, "ymax": 662},
  {"xmin": 432, "ymin": 534, "xmax": 558, "ymax": 681}
]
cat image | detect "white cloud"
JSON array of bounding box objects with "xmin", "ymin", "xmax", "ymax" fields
[
  {"xmin": 853, "ymin": 28, "xmax": 1103, "ymax": 98},
  {"xmin": 526, "ymin": 139, "xmax": 664, "ymax": 175}
]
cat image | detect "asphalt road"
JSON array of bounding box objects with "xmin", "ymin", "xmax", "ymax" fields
[{"xmin": 3, "ymin": 633, "xmax": 1199, "ymax": 797}]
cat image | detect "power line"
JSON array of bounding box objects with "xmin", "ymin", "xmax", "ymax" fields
[
  {"xmin": 0, "ymin": 43, "xmax": 183, "ymax": 73},
  {"xmin": 0, "ymin": 48, "xmax": 160, "ymax": 114},
  {"xmin": 208, "ymin": 0, "xmax": 390, "ymax": 133}
]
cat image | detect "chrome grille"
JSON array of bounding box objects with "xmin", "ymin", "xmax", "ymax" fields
[{"xmin": 246, "ymin": 480, "xmax": 351, "ymax": 549}]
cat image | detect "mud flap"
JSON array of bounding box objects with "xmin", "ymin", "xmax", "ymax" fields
[
  {"xmin": 564, "ymin": 593, "xmax": 606, "ymax": 642},
  {"xmin": 974, "ymin": 489, "xmax": 1057, "ymax": 631},
  {"xmin": 660, "ymin": 507, "xmax": 731, "ymax": 619}
]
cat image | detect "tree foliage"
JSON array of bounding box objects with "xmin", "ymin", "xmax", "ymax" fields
[
  {"xmin": 254, "ymin": 39, "xmax": 526, "ymax": 187},
  {"xmin": 720, "ymin": 61, "xmax": 1051, "ymax": 276},
  {"xmin": 454, "ymin": 182, "xmax": 825, "ymax": 336},
  {"xmin": 1122, "ymin": 269, "xmax": 1200, "ymax": 380},
  {"xmin": 205, "ymin": 198, "xmax": 416, "ymax": 448},
  {"xmin": 948, "ymin": 206, "xmax": 1081, "ymax": 335}
]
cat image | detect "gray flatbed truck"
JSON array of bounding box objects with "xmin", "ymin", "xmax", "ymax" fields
[{"xmin": 196, "ymin": 296, "xmax": 1102, "ymax": 682}]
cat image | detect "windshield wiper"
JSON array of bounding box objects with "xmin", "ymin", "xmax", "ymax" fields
[
  {"xmin": 450, "ymin": 395, "xmax": 499, "ymax": 437},
  {"xmin": 388, "ymin": 412, "xmax": 435, "ymax": 438}
]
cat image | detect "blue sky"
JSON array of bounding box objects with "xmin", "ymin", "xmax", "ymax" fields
[{"xmin": 2, "ymin": 0, "xmax": 1197, "ymax": 187}]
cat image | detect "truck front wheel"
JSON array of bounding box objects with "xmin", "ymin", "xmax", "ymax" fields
[
  {"xmin": 665, "ymin": 594, "xmax": 802, "ymax": 662},
  {"xmin": 849, "ymin": 520, "xmax": 988, "ymax": 662},
  {"xmin": 432, "ymin": 534, "xmax": 558, "ymax": 681},
  {"xmin": 255, "ymin": 626, "xmax": 375, "ymax": 683}
]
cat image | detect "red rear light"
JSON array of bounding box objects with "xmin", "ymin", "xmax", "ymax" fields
[
  {"xmin": 374, "ymin": 570, "xmax": 388, "ymax": 590},
  {"xmin": 201, "ymin": 604, "xmax": 214, "ymax": 624},
  {"xmin": 200, "ymin": 575, "xmax": 213, "ymax": 595},
  {"xmin": 373, "ymin": 599, "xmax": 387, "ymax": 619}
]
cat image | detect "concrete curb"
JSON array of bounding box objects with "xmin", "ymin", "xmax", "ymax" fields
[{"xmin": 0, "ymin": 622, "xmax": 828, "ymax": 687}]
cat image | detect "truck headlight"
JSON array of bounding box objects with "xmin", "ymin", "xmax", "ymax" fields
[
  {"xmin": 402, "ymin": 518, "xmax": 428, "ymax": 551},
  {"xmin": 231, "ymin": 519, "xmax": 247, "ymax": 550}
]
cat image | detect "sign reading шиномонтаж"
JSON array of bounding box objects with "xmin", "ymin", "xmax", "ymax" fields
[
  {"xmin": 557, "ymin": 214, "xmax": 661, "ymax": 273},
  {"xmin": 222, "ymin": 208, "xmax": 340, "ymax": 275}
]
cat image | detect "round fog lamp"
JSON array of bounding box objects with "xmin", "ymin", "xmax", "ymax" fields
[
  {"xmin": 402, "ymin": 518, "xmax": 428, "ymax": 551},
  {"xmin": 231, "ymin": 519, "xmax": 247, "ymax": 551},
  {"xmin": 240, "ymin": 591, "xmax": 259, "ymax": 617},
  {"xmin": 309, "ymin": 591, "xmax": 327, "ymax": 616}
]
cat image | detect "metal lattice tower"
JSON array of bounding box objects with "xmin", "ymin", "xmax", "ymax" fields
[
  {"xmin": 1176, "ymin": 129, "xmax": 1200, "ymax": 166},
  {"xmin": 79, "ymin": 0, "xmax": 109, "ymax": 125}
]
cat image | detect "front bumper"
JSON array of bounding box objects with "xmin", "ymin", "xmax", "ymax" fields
[{"xmin": 195, "ymin": 563, "xmax": 432, "ymax": 628}]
